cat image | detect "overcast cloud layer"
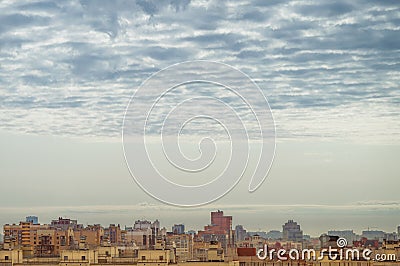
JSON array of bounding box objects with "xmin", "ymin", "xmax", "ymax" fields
[{"xmin": 0, "ymin": 0, "xmax": 399, "ymax": 143}]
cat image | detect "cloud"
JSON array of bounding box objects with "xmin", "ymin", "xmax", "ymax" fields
[{"xmin": 0, "ymin": 0, "xmax": 398, "ymax": 143}]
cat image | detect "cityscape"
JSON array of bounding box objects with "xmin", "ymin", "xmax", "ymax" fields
[
  {"xmin": 1, "ymin": 210, "xmax": 399, "ymax": 266},
  {"xmin": 1, "ymin": 1, "xmax": 399, "ymax": 266}
]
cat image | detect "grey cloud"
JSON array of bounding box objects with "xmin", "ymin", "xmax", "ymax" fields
[
  {"xmin": 0, "ymin": 0, "xmax": 398, "ymax": 142},
  {"xmin": 0, "ymin": 14, "xmax": 49, "ymax": 33},
  {"xmin": 238, "ymin": 10, "xmax": 268, "ymax": 22},
  {"xmin": 17, "ymin": 1, "xmax": 61, "ymax": 12},
  {"xmin": 295, "ymin": 2, "xmax": 354, "ymax": 17}
]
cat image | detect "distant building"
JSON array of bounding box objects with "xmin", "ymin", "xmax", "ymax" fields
[
  {"xmin": 211, "ymin": 210, "xmax": 232, "ymax": 233},
  {"xmin": 134, "ymin": 220, "xmax": 152, "ymax": 230},
  {"xmin": 328, "ymin": 230, "xmax": 358, "ymax": 245},
  {"xmin": 130, "ymin": 219, "xmax": 162, "ymax": 248},
  {"xmin": 125, "ymin": 227, "xmax": 152, "ymax": 249},
  {"xmin": 234, "ymin": 225, "xmax": 247, "ymax": 242},
  {"xmin": 384, "ymin": 232, "xmax": 398, "ymax": 241},
  {"xmin": 282, "ymin": 220, "xmax": 303, "ymax": 242},
  {"xmin": 266, "ymin": 230, "xmax": 282, "ymax": 240},
  {"xmin": 51, "ymin": 217, "xmax": 82, "ymax": 230},
  {"xmin": 319, "ymin": 234, "xmax": 339, "ymax": 249},
  {"xmin": 105, "ymin": 224, "xmax": 122, "ymax": 244},
  {"xmin": 172, "ymin": 224, "xmax": 185, "ymax": 235},
  {"xmin": 362, "ymin": 230, "xmax": 386, "ymax": 241},
  {"xmin": 198, "ymin": 210, "xmax": 233, "ymax": 251},
  {"xmin": 398, "ymin": 225, "xmax": 400, "ymax": 238},
  {"xmin": 187, "ymin": 230, "xmax": 196, "ymax": 236},
  {"xmin": 26, "ymin": 216, "xmax": 39, "ymax": 225}
]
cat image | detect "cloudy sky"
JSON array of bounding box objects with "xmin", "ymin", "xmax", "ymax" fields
[{"xmin": 0, "ymin": 0, "xmax": 399, "ymax": 236}]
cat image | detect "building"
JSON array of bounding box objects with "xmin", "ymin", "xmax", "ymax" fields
[
  {"xmin": 134, "ymin": 220, "xmax": 152, "ymax": 230},
  {"xmin": 73, "ymin": 224, "xmax": 104, "ymax": 247},
  {"xmin": 211, "ymin": 211, "xmax": 232, "ymax": 233},
  {"xmin": 234, "ymin": 225, "xmax": 246, "ymax": 243},
  {"xmin": 132, "ymin": 220, "xmax": 161, "ymax": 247},
  {"xmin": 362, "ymin": 230, "xmax": 386, "ymax": 241},
  {"xmin": 0, "ymin": 249, "xmax": 23, "ymax": 265},
  {"xmin": 236, "ymin": 234, "xmax": 266, "ymax": 250},
  {"xmin": 25, "ymin": 217, "xmax": 38, "ymax": 225},
  {"xmin": 51, "ymin": 217, "xmax": 82, "ymax": 230},
  {"xmin": 104, "ymin": 224, "xmax": 122, "ymax": 244},
  {"xmin": 327, "ymin": 230, "xmax": 358, "ymax": 245},
  {"xmin": 385, "ymin": 232, "xmax": 398, "ymax": 241},
  {"xmin": 319, "ymin": 234, "xmax": 339, "ymax": 249},
  {"xmin": 198, "ymin": 211, "xmax": 233, "ymax": 252},
  {"xmin": 192, "ymin": 239, "xmax": 224, "ymax": 262},
  {"xmin": 166, "ymin": 234, "xmax": 192, "ymax": 262},
  {"xmin": 124, "ymin": 228, "xmax": 152, "ymax": 249},
  {"xmin": 247, "ymin": 231, "xmax": 268, "ymax": 239},
  {"xmin": 282, "ymin": 220, "xmax": 303, "ymax": 242},
  {"xmin": 172, "ymin": 224, "xmax": 185, "ymax": 235},
  {"xmin": 265, "ymin": 230, "xmax": 282, "ymax": 240}
]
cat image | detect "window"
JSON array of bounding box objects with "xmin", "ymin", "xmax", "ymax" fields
[
  {"xmin": 141, "ymin": 256, "xmax": 146, "ymax": 260},
  {"xmin": 81, "ymin": 256, "xmax": 86, "ymax": 261},
  {"xmin": 64, "ymin": 256, "xmax": 68, "ymax": 261},
  {"xmin": 105, "ymin": 251, "xmax": 109, "ymax": 256},
  {"xmin": 159, "ymin": 256, "xmax": 163, "ymax": 261},
  {"xmin": 5, "ymin": 256, "xmax": 9, "ymax": 260}
]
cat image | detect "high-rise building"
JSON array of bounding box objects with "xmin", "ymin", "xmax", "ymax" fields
[
  {"xmin": 211, "ymin": 210, "xmax": 232, "ymax": 232},
  {"xmin": 198, "ymin": 210, "xmax": 233, "ymax": 251},
  {"xmin": 282, "ymin": 220, "xmax": 303, "ymax": 242},
  {"xmin": 234, "ymin": 225, "xmax": 247, "ymax": 242},
  {"xmin": 172, "ymin": 224, "xmax": 185, "ymax": 235}
]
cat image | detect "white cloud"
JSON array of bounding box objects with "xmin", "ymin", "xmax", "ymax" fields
[{"xmin": 0, "ymin": 0, "xmax": 399, "ymax": 143}]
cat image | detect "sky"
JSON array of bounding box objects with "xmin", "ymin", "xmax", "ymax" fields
[{"xmin": 0, "ymin": 0, "xmax": 399, "ymax": 237}]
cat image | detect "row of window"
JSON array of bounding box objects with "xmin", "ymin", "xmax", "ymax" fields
[
  {"xmin": 63, "ymin": 256, "xmax": 86, "ymax": 261},
  {"xmin": 141, "ymin": 256, "xmax": 164, "ymax": 260}
]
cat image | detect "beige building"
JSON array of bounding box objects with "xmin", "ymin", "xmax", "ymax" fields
[
  {"xmin": 166, "ymin": 234, "xmax": 193, "ymax": 262},
  {"xmin": 124, "ymin": 229, "xmax": 152, "ymax": 249},
  {"xmin": 0, "ymin": 249, "xmax": 23, "ymax": 265}
]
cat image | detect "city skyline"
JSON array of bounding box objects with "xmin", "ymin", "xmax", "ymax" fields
[
  {"xmin": 0, "ymin": 0, "xmax": 399, "ymax": 239},
  {"xmin": 1, "ymin": 210, "xmax": 399, "ymax": 239}
]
